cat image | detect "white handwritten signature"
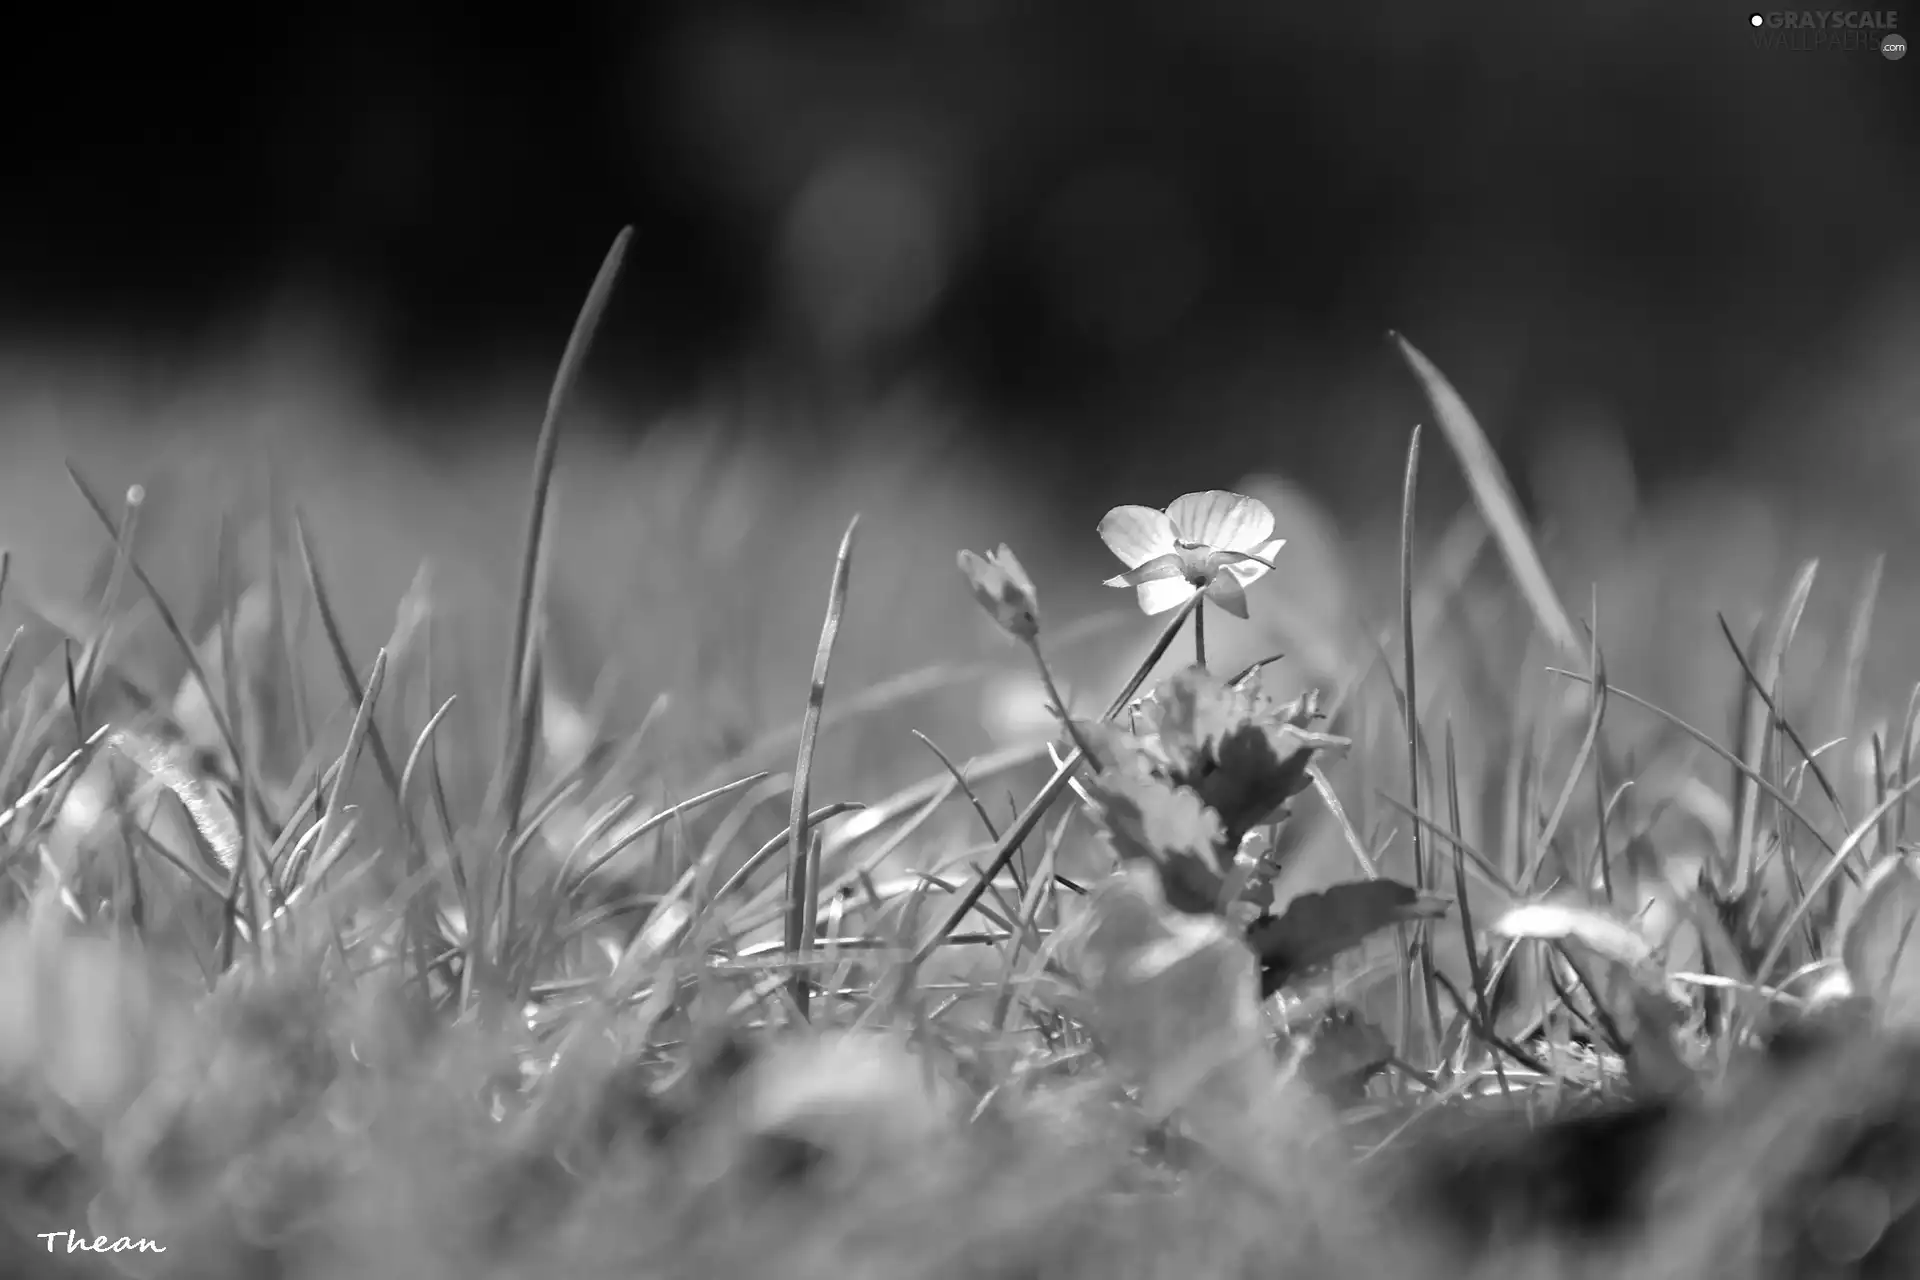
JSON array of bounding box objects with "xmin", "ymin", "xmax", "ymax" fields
[{"xmin": 36, "ymin": 1230, "xmax": 167, "ymax": 1255}]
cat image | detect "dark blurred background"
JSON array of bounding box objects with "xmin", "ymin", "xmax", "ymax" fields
[{"xmin": 3, "ymin": 1, "xmax": 1916, "ymax": 506}]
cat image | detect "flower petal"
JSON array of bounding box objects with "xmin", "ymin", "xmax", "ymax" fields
[
  {"xmin": 1098, "ymin": 506, "xmax": 1179, "ymax": 569},
  {"xmin": 990, "ymin": 544, "xmax": 1036, "ymax": 596},
  {"xmin": 1136, "ymin": 577, "xmax": 1199, "ymax": 616},
  {"xmin": 1109, "ymin": 553, "xmax": 1187, "ymax": 589},
  {"xmin": 1164, "ymin": 491, "xmax": 1274, "ymax": 553},
  {"xmin": 1204, "ymin": 573, "xmax": 1250, "ymax": 619},
  {"xmin": 1224, "ymin": 538, "xmax": 1287, "ymax": 585}
]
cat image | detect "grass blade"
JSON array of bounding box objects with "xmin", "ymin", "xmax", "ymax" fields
[
  {"xmin": 1389, "ymin": 332, "xmax": 1580, "ymax": 661},
  {"xmin": 1730, "ymin": 559, "xmax": 1818, "ymax": 903},
  {"xmin": 309, "ymin": 650, "xmax": 387, "ymax": 900},
  {"xmin": 1835, "ymin": 553, "xmax": 1883, "ymax": 746},
  {"xmin": 492, "ymin": 226, "xmax": 633, "ymax": 836},
  {"xmin": 71, "ymin": 483, "xmax": 144, "ymax": 724},
  {"xmin": 786, "ymin": 514, "xmax": 860, "ymax": 1018},
  {"xmin": 1395, "ymin": 423, "xmax": 1439, "ymax": 1063}
]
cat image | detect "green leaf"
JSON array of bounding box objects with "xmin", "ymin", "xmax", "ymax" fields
[
  {"xmin": 1070, "ymin": 865, "xmax": 1268, "ymax": 1121},
  {"xmin": 1249, "ymin": 880, "xmax": 1449, "ymax": 996},
  {"xmin": 1199, "ymin": 720, "xmax": 1344, "ymax": 847},
  {"xmin": 1084, "ymin": 764, "xmax": 1229, "ymax": 915},
  {"xmin": 1142, "ymin": 666, "xmax": 1346, "ymax": 847}
]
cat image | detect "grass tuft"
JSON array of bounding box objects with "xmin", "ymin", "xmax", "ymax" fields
[{"xmin": 3, "ymin": 279, "xmax": 1920, "ymax": 1280}]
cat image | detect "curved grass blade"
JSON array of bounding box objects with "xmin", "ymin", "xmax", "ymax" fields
[
  {"xmin": 492, "ymin": 226, "xmax": 633, "ymax": 836},
  {"xmin": 1389, "ymin": 332, "xmax": 1580, "ymax": 661}
]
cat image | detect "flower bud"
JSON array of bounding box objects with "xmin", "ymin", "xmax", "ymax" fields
[{"xmin": 957, "ymin": 544, "xmax": 1040, "ymax": 641}]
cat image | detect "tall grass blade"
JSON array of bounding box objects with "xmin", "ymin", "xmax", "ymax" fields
[
  {"xmin": 1389, "ymin": 332, "xmax": 1580, "ymax": 661},
  {"xmin": 1394, "ymin": 423, "xmax": 1439, "ymax": 1063},
  {"xmin": 71, "ymin": 482, "xmax": 143, "ymax": 724},
  {"xmin": 1730, "ymin": 559, "xmax": 1817, "ymax": 903},
  {"xmin": 786, "ymin": 514, "xmax": 860, "ymax": 1018},
  {"xmin": 492, "ymin": 226, "xmax": 633, "ymax": 836},
  {"xmin": 1836, "ymin": 553, "xmax": 1884, "ymax": 747}
]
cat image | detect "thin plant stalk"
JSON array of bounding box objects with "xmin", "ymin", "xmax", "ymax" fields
[{"xmin": 914, "ymin": 591, "xmax": 1202, "ymax": 964}]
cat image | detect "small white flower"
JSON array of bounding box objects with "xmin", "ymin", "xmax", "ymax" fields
[{"xmin": 1098, "ymin": 490, "xmax": 1286, "ymax": 618}]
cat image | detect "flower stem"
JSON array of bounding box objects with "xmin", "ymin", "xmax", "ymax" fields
[
  {"xmin": 912, "ymin": 593, "xmax": 1202, "ymax": 964},
  {"xmin": 1194, "ymin": 598, "xmax": 1207, "ymax": 670},
  {"xmin": 1024, "ymin": 636, "xmax": 1100, "ymax": 765}
]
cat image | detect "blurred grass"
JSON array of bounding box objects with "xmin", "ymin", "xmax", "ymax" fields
[{"xmin": 1, "ymin": 281, "xmax": 1920, "ymax": 1277}]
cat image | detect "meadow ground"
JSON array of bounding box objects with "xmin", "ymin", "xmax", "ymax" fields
[{"xmin": 4, "ymin": 246, "xmax": 1920, "ymax": 1277}]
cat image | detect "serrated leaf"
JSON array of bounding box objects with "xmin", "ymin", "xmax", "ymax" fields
[
  {"xmin": 1249, "ymin": 880, "xmax": 1449, "ymax": 995},
  {"xmin": 1146, "ymin": 664, "xmax": 1252, "ymax": 768},
  {"xmin": 1196, "ymin": 720, "xmax": 1347, "ymax": 848},
  {"xmin": 1131, "ymin": 665, "xmax": 1348, "ymax": 848},
  {"xmin": 1083, "ymin": 766, "xmax": 1228, "ymax": 915}
]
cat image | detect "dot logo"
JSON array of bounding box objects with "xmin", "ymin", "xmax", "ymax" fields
[
  {"xmin": 1886, "ymin": 32, "xmax": 1908, "ymax": 58},
  {"xmin": 1750, "ymin": 12, "xmax": 1765, "ymax": 25}
]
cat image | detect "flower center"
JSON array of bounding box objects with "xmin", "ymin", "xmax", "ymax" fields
[{"xmin": 1173, "ymin": 539, "xmax": 1215, "ymax": 585}]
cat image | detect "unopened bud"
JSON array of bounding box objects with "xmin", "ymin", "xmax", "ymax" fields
[{"xmin": 957, "ymin": 544, "xmax": 1040, "ymax": 641}]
